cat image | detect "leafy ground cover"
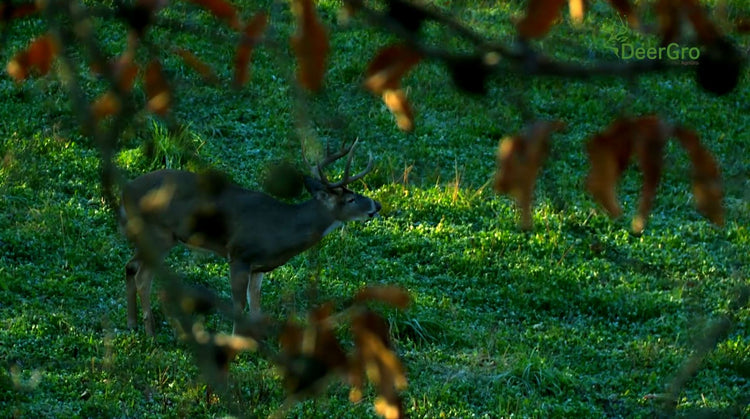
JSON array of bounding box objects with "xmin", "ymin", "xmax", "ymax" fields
[{"xmin": 1, "ymin": 1, "xmax": 749, "ymax": 417}]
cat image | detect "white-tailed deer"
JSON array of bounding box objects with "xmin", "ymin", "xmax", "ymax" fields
[{"xmin": 121, "ymin": 140, "xmax": 380, "ymax": 335}]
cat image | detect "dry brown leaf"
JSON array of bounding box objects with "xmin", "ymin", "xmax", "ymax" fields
[
  {"xmin": 374, "ymin": 394, "xmax": 404, "ymax": 419},
  {"xmin": 517, "ymin": 0, "xmax": 567, "ymax": 39},
  {"xmin": 585, "ymin": 116, "xmax": 671, "ymax": 233},
  {"xmin": 90, "ymin": 55, "xmax": 138, "ymax": 121},
  {"xmin": 630, "ymin": 116, "xmax": 669, "ymax": 234},
  {"xmin": 144, "ymin": 59, "xmax": 171, "ymax": 115},
  {"xmin": 175, "ymin": 48, "xmax": 218, "ymax": 84},
  {"xmin": 683, "ymin": 0, "xmax": 720, "ymax": 43},
  {"xmin": 91, "ymin": 91, "xmax": 122, "ymax": 121},
  {"xmin": 655, "ymin": 0, "xmax": 680, "ymax": 45},
  {"xmin": 607, "ymin": 0, "xmax": 638, "ymax": 27},
  {"xmin": 586, "ymin": 135, "xmax": 627, "ymax": 219},
  {"xmin": 354, "ymin": 329, "xmax": 406, "ymax": 417},
  {"xmin": 290, "ymin": 0, "xmax": 330, "ymax": 92},
  {"xmin": 112, "ymin": 54, "xmax": 139, "ymax": 92},
  {"xmin": 6, "ymin": 34, "xmax": 59, "ymax": 82},
  {"xmin": 673, "ymin": 127, "xmax": 724, "ymax": 226},
  {"xmin": 364, "ymin": 45, "xmax": 420, "ymax": 131},
  {"xmin": 0, "ymin": 1, "xmax": 40, "ymax": 22},
  {"xmin": 279, "ymin": 304, "xmax": 348, "ymax": 396},
  {"xmin": 364, "ymin": 44, "xmax": 421, "ymax": 94},
  {"xmin": 186, "ymin": 0, "xmax": 240, "ymax": 30},
  {"xmin": 352, "ymin": 310, "xmax": 392, "ymax": 349},
  {"xmin": 383, "ymin": 89, "xmax": 414, "ymax": 132},
  {"xmin": 234, "ymin": 12, "xmax": 268, "ymax": 87},
  {"xmin": 354, "ymin": 286, "xmax": 410, "ymax": 309},
  {"xmin": 493, "ymin": 120, "xmax": 565, "ymax": 230},
  {"xmin": 586, "ymin": 121, "xmax": 634, "ymax": 219},
  {"xmin": 351, "ymin": 310, "xmax": 406, "ymax": 418}
]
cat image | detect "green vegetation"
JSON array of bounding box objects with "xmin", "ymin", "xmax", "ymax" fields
[{"xmin": 1, "ymin": 1, "xmax": 748, "ymax": 417}]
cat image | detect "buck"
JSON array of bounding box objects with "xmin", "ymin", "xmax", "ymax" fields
[{"xmin": 120, "ymin": 140, "xmax": 381, "ymax": 335}]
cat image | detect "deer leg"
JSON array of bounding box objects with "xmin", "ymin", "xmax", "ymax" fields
[
  {"xmin": 248, "ymin": 272, "xmax": 264, "ymax": 314},
  {"xmin": 230, "ymin": 261, "xmax": 250, "ymax": 335},
  {"xmin": 134, "ymin": 264, "xmax": 155, "ymax": 336},
  {"xmin": 125, "ymin": 257, "xmax": 140, "ymax": 330},
  {"xmin": 127, "ymin": 237, "xmax": 171, "ymax": 336}
]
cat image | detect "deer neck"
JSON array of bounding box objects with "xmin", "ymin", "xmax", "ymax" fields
[{"xmin": 295, "ymin": 200, "xmax": 341, "ymax": 241}]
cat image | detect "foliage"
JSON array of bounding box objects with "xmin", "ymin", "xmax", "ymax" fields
[{"xmin": 1, "ymin": 0, "xmax": 749, "ymax": 417}]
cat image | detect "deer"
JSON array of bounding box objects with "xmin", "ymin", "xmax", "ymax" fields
[{"xmin": 120, "ymin": 140, "xmax": 381, "ymax": 335}]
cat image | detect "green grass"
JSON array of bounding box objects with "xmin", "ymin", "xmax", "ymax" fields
[{"xmin": 1, "ymin": 0, "xmax": 749, "ymax": 417}]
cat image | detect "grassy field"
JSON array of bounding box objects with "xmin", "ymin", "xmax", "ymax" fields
[{"xmin": 1, "ymin": 0, "xmax": 749, "ymax": 417}]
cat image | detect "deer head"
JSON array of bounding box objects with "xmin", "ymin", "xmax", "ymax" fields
[{"xmin": 302, "ymin": 138, "xmax": 380, "ymax": 223}]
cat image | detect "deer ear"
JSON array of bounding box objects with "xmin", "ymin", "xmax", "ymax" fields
[
  {"xmin": 303, "ymin": 176, "xmax": 325, "ymax": 194},
  {"xmin": 304, "ymin": 176, "xmax": 333, "ymax": 201}
]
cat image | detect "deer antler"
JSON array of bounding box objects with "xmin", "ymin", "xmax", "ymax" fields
[{"xmin": 302, "ymin": 139, "xmax": 374, "ymax": 188}]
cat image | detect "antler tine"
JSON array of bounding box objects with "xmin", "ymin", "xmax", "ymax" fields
[
  {"xmin": 302, "ymin": 139, "xmax": 373, "ymax": 188},
  {"xmin": 317, "ymin": 142, "xmax": 351, "ymax": 185},
  {"xmin": 327, "ymin": 139, "xmax": 374, "ymax": 188},
  {"xmin": 340, "ymin": 138, "xmax": 358, "ymax": 185}
]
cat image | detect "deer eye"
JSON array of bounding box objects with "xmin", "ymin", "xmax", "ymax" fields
[{"xmin": 346, "ymin": 197, "xmax": 356, "ymax": 204}]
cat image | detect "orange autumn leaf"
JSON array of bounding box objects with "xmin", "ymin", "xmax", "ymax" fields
[
  {"xmin": 655, "ymin": 0, "xmax": 680, "ymax": 45},
  {"xmin": 234, "ymin": 12, "xmax": 268, "ymax": 87},
  {"xmin": 0, "ymin": 1, "xmax": 40, "ymax": 22},
  {"xmin": 682, "ymin": 0, "xmax": 720, "ymax": 43},
  {"xmin": 383, "ymin": 89, "xmax": 414, "ymax": 132},
  {"xmin": 90, "ymin": 54, "xmax": 138, "ymax": 92},
  {"xmin": 673, "ymin": 127, "xmax": 724, "ymax": 226},
  {"xmin": 630, "ymin": 117, "xmax": 669, "ymax": 234},
  {"xmin": 364, "ymin": 45, "xmax": 420, "ymax": 131},
  {"xmin": 175, "ymin": 48, "xmax": 218, "ymax": 84},
  {"xmin": 144, "ymin": 59, "xmax": 171, "ymax": 115},
  {"xmin": 607, "ymin": 0, "xmax": 638, "ymax": 27},
  {"xmin": 585, "ymin": 116, "xmax": 670, "ymax": 234},
  {"xmin": 586, "ymin": 129, "xmax": 631, "ymax": 219},
  {"xmin": 6, "ymin": 34, "xmax": 59, "ymax": 82},
  {"xmin": 374, "ymin": 394, "xmax": 404, "ymax": 419},
  {"xmin": 569, "ymin": 0, "xmax": 585, "ymax": 25},
  {"xmin": 90, "ymin": 55, "xmax": 139, "ymax": 121},
  {"xmin": 280, "ymin": 305, "xmax": 348, "ymax": 372},
  {"xmin": 278, "ymin": 304, "xmax": 348, "ymax": 396},
  {"xmin": 351, "ymin": 311, "xmax": 407, "ymax": 418},
  {"xmin": 91, "ymin": 91, "xmax": 122, "ymax": 120},
  {"xmin": 290, "ymin": 0, "xmax": 330, "ymax": 92},
  {"xmin": 354, "ymin": 286, "xmax": 410, "ymax": 309},
  {"xmin": 517, "ymin": 0, "xmax": 566, "ymax": 39},
  {"xmin": 186, "ymin": 0, "xmax": 240, "ymax": 30},
  {"xmin": 113, "ymin": 55, "xmax": 139, "ymax": 92},
  {"xmin": 654, "ymin": 0, "xmax": 719, "ymax": 44},
  {"xmin": 364, "ymin": 44, "xmax": 421, "ymax": 94},
  {"xmin": 494, "ymin": 120, "xmax": 565, "ymax": 230}
]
